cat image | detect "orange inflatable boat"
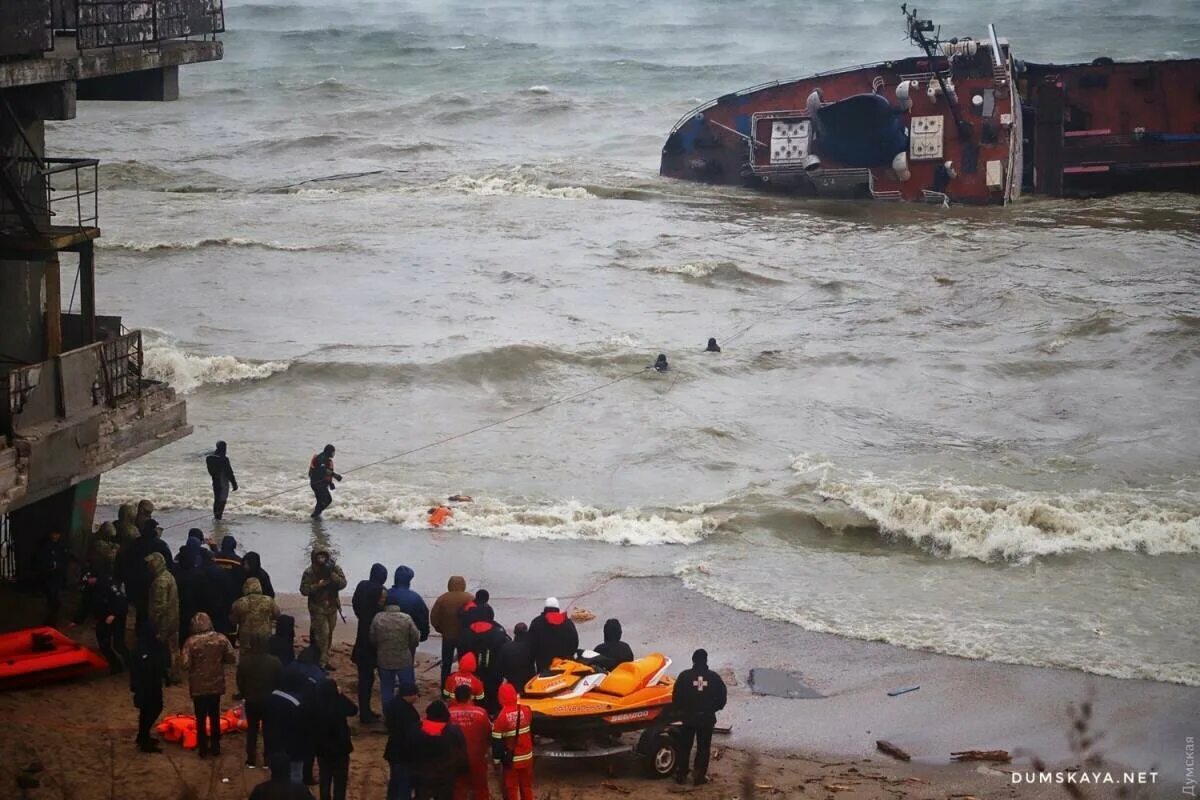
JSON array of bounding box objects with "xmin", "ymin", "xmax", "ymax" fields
[
  {"xmin": 0, "ymin": 627, "xmax": 108, "ymax": 690},
  {"xmin": 158, "ymin": 705, "xmax": 248, "ymax": 749}
]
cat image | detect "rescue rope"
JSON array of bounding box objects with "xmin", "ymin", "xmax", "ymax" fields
[{"xmin": 163, "ymin": 366, "xmax": 652, "ymax": 531}]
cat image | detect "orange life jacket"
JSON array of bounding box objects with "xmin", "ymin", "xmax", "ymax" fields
[{"xmin": 428, "ymin": 506, "xmax": 453, "ymax": 527}]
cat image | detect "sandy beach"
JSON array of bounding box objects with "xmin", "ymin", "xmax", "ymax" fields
[{"xmin": 2, "ymin": 510, "xmax": 1194, "ymax": 799}]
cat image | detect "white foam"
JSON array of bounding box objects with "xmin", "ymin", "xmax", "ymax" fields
[
  {"xmin": 433, "ymin": 172, "xmax": 593, "ymax": 200},
  {"xmin": 816, "ymin": 479, "xmax": 1200, "ymax": 562},
  {"xmin": 526, "ymin": 85, "xmax": 552, "ymax": 94},
  {"xmin": 97, "ymin": 473, "xmax": 710, "ymax": 546},
  {"xmin": 99, "ymin": 236, "xmax": 323, "ymax": 253},
  {"xmin": 143, "ymin": 343, "xmax": 290, "ymax": 394}
]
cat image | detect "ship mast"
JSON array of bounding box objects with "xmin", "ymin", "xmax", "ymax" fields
[{"xmin": 901, "ymin": 5, "xmax": 971, "ymax": 141}]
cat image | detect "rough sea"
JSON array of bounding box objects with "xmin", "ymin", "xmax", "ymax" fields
[{"xmin": 49, "ymin": 0, "xmax": 1200, "ymax": 685}]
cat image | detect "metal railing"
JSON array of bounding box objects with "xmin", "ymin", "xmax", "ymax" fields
[
  {"xmin": 75, "ymin": 0, "xmax": 224, "ymax": 50},
  {"xmin": 45, "ymin": 158, "xmax": 99, "ymax": 231},
  {"xmin": 98, "ymin": 330, "xmax": 143, "ymax": 403},
  {"xmin": 6, "ymin": 331, "xmax": 143, "ymax": 422}
]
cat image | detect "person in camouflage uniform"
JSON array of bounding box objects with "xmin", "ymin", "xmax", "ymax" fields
[
  {"xmin": 146, "ymin": 552, "xmax": 181, "ymax": 681},
  {"xmin": 299, "ymin": 548, "xmax": 346, "ymax": 669},
  {"xmin": 230, "ymin": 577, "xmax": 281, "ymax": 653},
  {"xmin": 115, "ymin": 503, "xmax": 139, "ymax": 548},
  {"xmin": 88, "ymin": 522, "xmax": 121, "ymax": 578}
]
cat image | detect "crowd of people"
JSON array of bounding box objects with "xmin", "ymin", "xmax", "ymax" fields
[{"xmin": 44, "ymin": 480, "xmax": 727, "ymax": 799}]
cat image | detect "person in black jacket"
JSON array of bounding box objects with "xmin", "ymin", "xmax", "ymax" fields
[
  {"xmin": 458, "ymin": 605, "xmax": 510, "ymax": 714},
  {"xmin": 175, "ymin": 549, "xmax": 213, "ymax": 644},
  {"xmin": 270, "ymin": 614, "xmax": 297, "ymax": 666},
  {"xmin": 71, "ymin": 570, "xmax": 129, "ymax": 672},
  {"xmin": 34, "ymin": 530, "xmax": 70, "ymax": 626},
  {"xmin": 527, "ymin": 597, "xmax": 578, "ymax": 673},
  {"xmin": 593, "ymin": 618, "xmax": 634, "ymax": 668},
  {"xmin": 309, "ymin": 678, "xmax": 358, "ymax": 800},
  {"xmin": 265, "ymin": 671, "xmax": 310, "ymax": 784},
  {"xmin": 383, "ymin": 677, "xmax": 421, "ymax": 800},
  {"xmin": 459, "ymin": 589, "xmax": 491, "ymax": 628},
  {"xmin": 129, "ymin": 621, "xmax": 170, "ymax": 753},
  {"xmin": 414, "ymin": 700, "xmax": 467, "ymax": 800},
  {"xmin": 117, "ymin": 519, "xmax": 173, "ymax": 632},
  {"xmin": 497, "ymin": 622, "xmax": 535, "ymax": 693},
  {"xmin": 351, "ymin": 563, "xmax": 388, "ymax": 723},
  {"xmin": 205, "ymin": 440, "xmax": 238, "ymax": 520},
  {"xmin": 670, "ymin": 648, "xmax": 727, "ymax": 786},
  {"xmin": 243, "ymin": 551, "xmax": 276, "ymax": 598}
]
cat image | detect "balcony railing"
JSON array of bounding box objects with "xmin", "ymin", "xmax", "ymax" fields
[
  {"xmin": 72, "ymin": 0, "xmax": 225, "ymax": 50},
  {"xmin": 5, "ymin": 331, "xmax": 144, "ymax": 437}
]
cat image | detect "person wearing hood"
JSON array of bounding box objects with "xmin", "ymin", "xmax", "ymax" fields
[
  {"xmin": 430, "ymin": 575, "xmax": 472, "ymax": 686},
  {"xmin": 386, "ymin": 566, "xmax": 430, "ymax": 642},
  {"xmin": 206, "ymin": 440, "xmax": 239, "ymax": 520},
  {"xmin": 527, "ymin": 598, "xmax": 578, "ymax": 673},
  {"xmin": 134, "ymin": 499, "xmax": 155, "ymax": 531},
  {"xmin": 351, "ymin": 563, "xmax": 389, "ymax": 723},
  {"xmin": 308, "ymin": 444, "xmax": 342, "ymax": 518},
  {"xmin": 231, "ymin": 576, "xmax": 282, "ymax": 653},
  {"xmin": 299, "ymin": 548, "xmax": 347, "ymax": 669},
  {"xmin": 243, "ymin": 551, "xmax": 276, "ymax": 598},
  {"xmin": 309, "ymin": 678, "xmax": 358, "ymax": 800},
  {"xmin": 593, "ymin": 618, "xmax": 634, "ymax": 668},
  {"xmin": 117, "ymin": 517, "xmax": 173, "ymax": 631},
  {"xmin": 284, "ymin": 645, "xmax": 326, "ymax": 787},
  {"xmin": 415, "ymin": 700, "xmax": 468, "ymax": 800},
  {"xmin": 448, "ymin": 684, "xmax": 492, "ymax": 800},
  {"xmin": 176, "ymin": 548, "xmax": 215, "ymax": 644},
  {"xmin": 129, "ymin": 620, "xmax": 170, "ymax": 753},
  {"xmin": 175, "ymin": 528, "xmax": 213, "ymax": 569},
  {"xmin": 181, "ymin": 611, "xmax": 236, "ymax": 758},
  {"xmin": 115, "ymin": 503, "xmax": 139, "ymax": 548},
  {"xmin": 383, "ymin": 677, "xmax": 421, "ymax": 800},
  {"xmin": 370, "ymin": 600, "xmax": 420, "ymax": 707},
  {"xmin": 34, "ymin": 530, "xmax": 69, "ymax": 626},
  {"xmin": 458, "ymin": 606, "xmax": 510, "ymax": 715},
  {"xmin": 250, "ymin": 752, "xmax": 315, "ymax": 800},
  {"xmin": 270, "ymin": 614, "xmax": 297, "ymax": 666},
  {"xmin": 459, "ymin": 589, "xmax": 491, "ymax": 629},
  {"xmin": 71, "ymin": 569, "xmax": 129, "ymax": 673},
  {"xmin": 213, "ymin": 534, "xmax": 243, "ymax": 571},
  {"xmin": 87, "ymin": 522, "xmax": 121, "ymax": 578},
  {"xmin": 442, "ymin": 651, "xmax": 485, "ymax": 705},
  {"xmin": 266, "ymin": 671, "xmax": 312, "ymax": 784},
  {"xmin": 491, "ymin": 682, "xmax": 534, "ymax": 800},
  {"xmin": 146, "ymin": 551, "xmax": 181, "ymax": 681},
  {"xmin": 238, "ymin": 637, "xmax": 283, "ymax": 769},
  {"xmin": 670, "ymin": 648, "xmax": 727, "ymax": 786},
  {"xmin": 497, "ymin": 622, "xmax": 535, "ymax": 693}
]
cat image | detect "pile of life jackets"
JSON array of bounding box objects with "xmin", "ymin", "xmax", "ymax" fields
[{"xmin": 158, "ymin": 705, "xmax": 248, "ymax": 749}]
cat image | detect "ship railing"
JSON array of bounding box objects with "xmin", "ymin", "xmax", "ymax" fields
[{"xmin": 666, "ymin": 59, "xmax": 902, "ymax": 135}]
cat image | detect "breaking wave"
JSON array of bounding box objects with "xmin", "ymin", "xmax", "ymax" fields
[
  {"xmin": 143, "ymin": 343, "xmax": 291, "ymax": 394},
  {"xmin": 431, "ymin": 171, "xmax": 593, "ymax": 199},
  {"xmin": 99, "ymin": 236, "xmax": 338, "ymax": 254},
  {"xmin": 642, "ymin": 260, "xmax": 781, "ymax": 285},
  {"xmin": 794, "ymin": 457, "xmax": 1200, "ymax": 562},
  {"xmin": 97, "ymin": 160, "xmax": 232, "ymax": 193},
  {"xmin": 98, "ymin": 475, "xmax": 711, "ymax": 546}
]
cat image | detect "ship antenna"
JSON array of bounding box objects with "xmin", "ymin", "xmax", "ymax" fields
[{"xmin": 900, "ymin": 6, "xmax": 971, "ymax": 142}]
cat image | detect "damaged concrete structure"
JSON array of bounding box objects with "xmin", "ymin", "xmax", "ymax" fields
[{"xmin": 1, "ymin": 0, "xmax": 223, "ymax": 580}]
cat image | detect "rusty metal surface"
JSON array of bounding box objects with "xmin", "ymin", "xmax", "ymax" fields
[
  {"xmin": 0, "ymin": 0, "xmax": 52, "ymax": 60},
  {"xmin": 76, "ymin": 0, "xmax": 224, "ymax": 50}
]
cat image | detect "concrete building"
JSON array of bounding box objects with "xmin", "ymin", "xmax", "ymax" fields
[{"xmin": 1, "ymin": 1, "xmax": 223, "ymax": 580}]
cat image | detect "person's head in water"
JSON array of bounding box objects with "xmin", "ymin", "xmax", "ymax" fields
[
  {"xmin": 215, "ymin": 440, "xmax": 227, "ymax": 455},
  {"xmin": 653, "ymin": 353, "xmax": 669, "ymax": 372},
  {"xmin": 705, "ymin": 337, "xmax": 721, "ymax": 353}
]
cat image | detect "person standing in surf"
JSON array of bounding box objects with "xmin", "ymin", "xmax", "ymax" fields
[
  {"xmin": 309, "ymin": 444, "xmax": 343, "ymax": 519},
  {"xmin": 206, "ymin": 440, "xmax": 238, "ymax": 520}
]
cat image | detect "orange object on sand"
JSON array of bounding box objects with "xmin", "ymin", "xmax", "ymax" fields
[
  {"xmin": 157, "ymin": 707, "xmax": 247, "ymax": 748},
  {"xmin": 428, "ymin": 505, "xmax": 453, "ymax": 527},
  {"xmin": 0, "ymin": 627, "xmax": 108, "ymax": 689}
]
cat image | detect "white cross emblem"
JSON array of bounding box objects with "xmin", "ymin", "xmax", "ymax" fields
[{"xmin": 693, "ymin": 676, "xmax": 708, "ymax": 691}]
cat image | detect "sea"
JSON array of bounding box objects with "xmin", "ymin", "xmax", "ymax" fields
[{"xmin": 48, "ymin": 0, "xmax": 1199, "ymax": 686}]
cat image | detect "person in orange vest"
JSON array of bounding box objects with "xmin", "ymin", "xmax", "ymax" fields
[
  {"xmin": 443, "ymin": 651, "xmax": 485, "ymax": 706},
  {"xmin": 449, "ymin": 684, "xmax": 492, "ymax": 800},
  {"xmin": 490, "ymin": 682, "xmax": 533, "ymax": 800}
]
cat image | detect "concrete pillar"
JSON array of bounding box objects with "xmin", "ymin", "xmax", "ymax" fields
[
  {"xmin": 0, "ymin": 259, "xmax": 46, "ymax": 367},
  {"xmin": 44, "ymin": 255, "xmax": 60, "ymax": 358},
  {"xmin": 79, "ymin": 242, "xmax": 96, "ymax": 344}
]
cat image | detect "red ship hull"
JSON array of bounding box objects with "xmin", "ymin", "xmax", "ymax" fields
[{"xmin": 660, "ymin": 28, "xmax": 1200, "ymax": 205}]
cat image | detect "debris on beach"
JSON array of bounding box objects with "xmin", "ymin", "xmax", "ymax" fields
[
  {"xmin": 951, "ymin": 749, "xmax": 1011, "ymax": 763},
  {"xmin": 748, "ymin": 668, "xmax": 824, "ymax": 699},
  {"xmin": 875, "ymin": 740, "xmax": 912, "ymax": 761},
  {"xmin": 886, "ymin": 685, "xmax": 919, "ymax": 697},
  {"xmin": 569, "ymin": 607, "xmax": 596, "ymax": 622},
  {"xmin": 448, "ymin": 494, "xmax": 473, "ymax": 502}
]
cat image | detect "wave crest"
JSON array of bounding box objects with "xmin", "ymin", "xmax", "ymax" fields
[{"xmin": 143, "ymin": 344, "xmax": 290, "ymax": 394}]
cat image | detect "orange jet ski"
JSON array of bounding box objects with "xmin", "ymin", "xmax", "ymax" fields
[{"xmin": 521, "ymin": 651, "xmax": 683, "ymax": 777}]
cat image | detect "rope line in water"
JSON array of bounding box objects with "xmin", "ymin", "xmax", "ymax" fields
[{"xmin": 163, "ymin": 367, "xmax": 651, "ymax": 531}]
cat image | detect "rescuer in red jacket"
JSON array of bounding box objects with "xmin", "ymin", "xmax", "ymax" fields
[
  {"xmin": 449, "ymin": 684, "xmax": 492, "ymax": 800},
  {"xmin": 491, "ymin": 681, "xmax": 533, "ymax": 800},
  {"xmin": 443, "ymin": 651, "xmax": 485, "ymax": 705}
]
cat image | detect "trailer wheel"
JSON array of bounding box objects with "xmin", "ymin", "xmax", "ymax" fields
[{"xmin": 637, "ymin": 728, "xmax": 679, "ymax": 779}]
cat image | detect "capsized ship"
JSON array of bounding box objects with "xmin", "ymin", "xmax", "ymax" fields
[{"xmin": 660, "ymin": 7, "xmax": 1200, "ymax": 205}]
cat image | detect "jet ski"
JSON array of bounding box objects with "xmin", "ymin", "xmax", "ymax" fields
[{"xmin": 521, "ymin": 650, "xmax": 682, "ymax": 777}]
